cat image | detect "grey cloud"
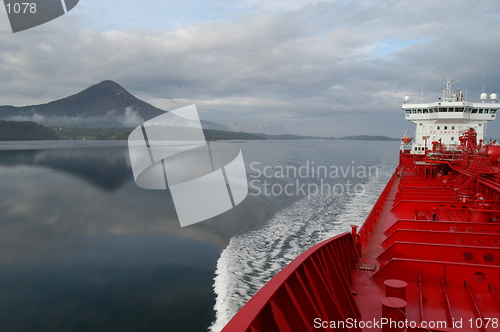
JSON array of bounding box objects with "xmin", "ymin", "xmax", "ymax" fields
[
  {"xmin": 1, "ymin": 1, "xmax": 500, "ymax": 137},
  {"xmin": 6, "ymin": 107, "xmax": 145, "ymax": 127}
]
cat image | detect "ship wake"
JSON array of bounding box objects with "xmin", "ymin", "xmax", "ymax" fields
[{"xmin": 210, "ymin": 158, "xmax": 394, "ymax": 331}]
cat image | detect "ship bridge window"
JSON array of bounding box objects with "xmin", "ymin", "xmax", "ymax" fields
[
  {"xmin": 412, "ymin": 109, "xmax": 416, "ymax": 114},
  {"xmin": 484, "ymin": 109, "xmax": 489, "ymax": 114},
  {"xmin": 423, "ymin": 109, "xmax": 428, "ymax": 113},
  {"xmin": 472, "ymin": 109, "xmax": 478, "ymax": 113},
  {"xmin": 479, "ymin": 109, "xmax": 484, "ymax": 113},
  {"xmin": 439, "ymin": 108, "xmax": 447, "ymax": 112},
  {"xmin": 405, "ymin": 110, "xmax": 411, "ymax": 114},
  {"xmin": 417, "ymin": 109, "xmax": 422, "ymax": 113},
  {"xmin": 491, "ymin": 110, "xmax": 497, "ymax": 114},
  {"xmin": 456, "ymin": 108, "xmax": 464, "ymax": 112},
  {"xmin": 444, "ymin": 126, "xmax": 448, "ymax": 130}
]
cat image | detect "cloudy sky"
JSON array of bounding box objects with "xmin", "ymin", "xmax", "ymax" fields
[{"xmin": 1, "ymin": 0, "xmax": 500, "ymax": 137}]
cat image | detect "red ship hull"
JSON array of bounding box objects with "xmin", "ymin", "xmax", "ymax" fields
[{"xmin": 221, "ymin": 134, "xmax": 500, "ymax": 332}]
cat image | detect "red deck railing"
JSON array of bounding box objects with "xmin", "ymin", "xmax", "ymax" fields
[{"xmin": 357, "ymin": 168, "xmax": 399, "ymax": 251}]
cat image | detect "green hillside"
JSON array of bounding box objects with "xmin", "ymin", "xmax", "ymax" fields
[{"xmin": 0, "ymin": 121, "xmax": 60, "ymax": 140}]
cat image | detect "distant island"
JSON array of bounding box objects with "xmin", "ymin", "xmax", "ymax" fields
[
  {"xmin": 338, "ymin": 135, "xmax": 396, "ymax": 141},
  {"xmin": 253, "ymin": 133, "xmax": 321, "ymax": 140},
  {"xmin": 0, "ymin": 121, "xmax": 266, "ymax": 141},
  {"xmin": 0, "ymin": 120, "xmax": 398, "ymax": 142}
]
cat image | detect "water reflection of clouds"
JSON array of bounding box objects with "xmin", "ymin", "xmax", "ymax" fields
[
  {"xmin": 0, "ymin": 140, "xmax": 394, "ymax": 264},
  {"xmin": 0, "ymin": 145, "xmax": 272, "ymax": 264},
  {"xmin": 0, "ymin": 144, "xmax": 240, "ymax": 330}
]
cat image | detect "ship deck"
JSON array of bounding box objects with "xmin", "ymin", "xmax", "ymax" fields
[{"xmin": 354, "ymin": 161, "xmax": 500, "ymax": 332}]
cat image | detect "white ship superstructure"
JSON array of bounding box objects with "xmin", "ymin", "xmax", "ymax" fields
[{"xmin": 402, "ymin": 78, "xmax": 499, "ymax": 154}]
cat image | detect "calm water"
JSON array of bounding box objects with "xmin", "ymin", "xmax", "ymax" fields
[{"xmin": 0, "ymin": 140, "xmax": 399, "ymax": 331}]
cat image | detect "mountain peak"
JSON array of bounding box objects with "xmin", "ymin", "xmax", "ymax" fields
[
  {"xmin": 85, "ymin": 80, "xmax": 131, "ymax": 97},
  {"xmin": 93, "ymin": 80, "xmax": 126, "ymax": 91},
  {"xmin": 0, "ymin": 80, "xmax": 165, "ymax": 127}
]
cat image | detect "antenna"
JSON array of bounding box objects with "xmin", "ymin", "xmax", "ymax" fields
[
  {"xmin": 482, "ymin": 70, "xmax": 486, "ymax": 93},
  {"xmin": 421, "ymin": 82, "xmax": 424, "ymax": 103},
  {"xmin": 440, "ymin": 77, "xmax": 458, "ymax": 101},
  {"xmin": 465, "ymin": 75, "xmax": 468, "ymax": 101},
  {"xmin": 421, "ymin": 71, "xmax": 424, "ymax": 103}
]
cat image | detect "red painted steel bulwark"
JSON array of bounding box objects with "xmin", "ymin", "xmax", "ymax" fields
[{"xmin": 220, "ymin": 233, "xmax": 360, "ymax": 332}]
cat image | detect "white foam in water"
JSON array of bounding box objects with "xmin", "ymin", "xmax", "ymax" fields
[{"xmin": 210, "ymin": 158, "xmax": 394, "ymax": 332}]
